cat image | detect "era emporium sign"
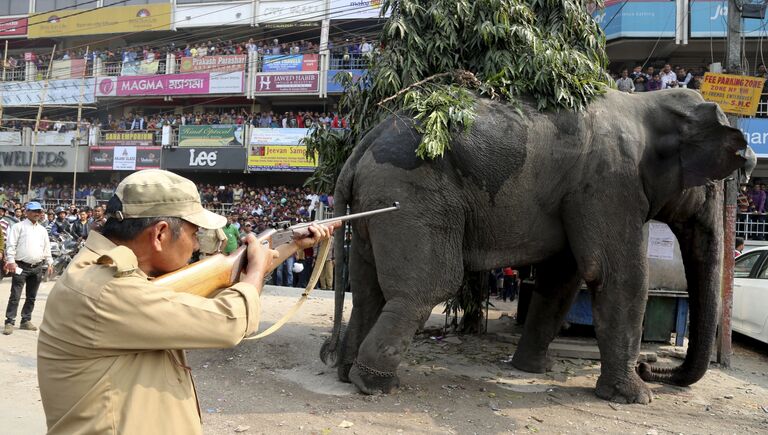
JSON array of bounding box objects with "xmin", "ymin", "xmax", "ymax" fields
[
  {"xmin": 96, "ymin": 72, "xmax": 244, "ymax": 97},
  {"xmin": 163, "ymin": 148, "xmax": 247, "ymax": 171}
]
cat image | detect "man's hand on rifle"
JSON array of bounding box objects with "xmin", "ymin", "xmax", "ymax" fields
[
  {"xmin": 292, "ymin": 222, "xmax": 340, "ymax": 250},
  {"xmin": 241, "ymin": 234, "xmax": 279, "ymax": 291}
]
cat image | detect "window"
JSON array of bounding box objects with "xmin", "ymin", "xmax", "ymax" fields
[
  {"xmin": 735, "ymin": 252, "xmax": 763, "ymax": 278},
  {"xmin": 0, "ymin": 0, "xmax": 30, "ymax": 15},
  {"xmin": 35, "ymin": 0, "xmax": 92, "ymax": 13}
]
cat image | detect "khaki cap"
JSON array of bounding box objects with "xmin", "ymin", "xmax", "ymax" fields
[{"xmin": 115, "ymin": 169, "xmax": 226, "ymax": 229}]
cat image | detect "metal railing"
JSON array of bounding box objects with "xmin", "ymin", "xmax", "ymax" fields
[
  {"xmin": 329, "ymin": 54, "xmax": 372, "ymax": 70},
  {"xmin": 737, "ymin": 213, "xmax": 768, "ymax": 241},
  {"xmin": 2, "ymin": 68, "xmax": 25, "ymax": 81}
]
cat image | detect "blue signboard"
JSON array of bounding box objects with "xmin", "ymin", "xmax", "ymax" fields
[
  {"xmin": 691, "ymin": 1, "xmax": 768, "ymax": 38},
  {"xmin": 262, "ymin": 54, "xmax": 318, "ymax": 72},
  {"xmin": 739, "ymin": 118, "xmax": 768, "ymax": 158},
  {"xmin": 327, "ymin": 69, "xmax": 367, "ymax": 93},
  {"xmin": 592, "ymin": 0, "xmax": 676, "ymax": 40}
]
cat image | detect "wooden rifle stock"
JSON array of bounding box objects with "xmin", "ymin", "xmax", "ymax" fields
[
  {"xmin": 153, "ymin": 246, "xmax": 248, "ymax": 297},
  {"xmin": 153, "ymin": 202, "xmax": 400, "ymax": 297}
]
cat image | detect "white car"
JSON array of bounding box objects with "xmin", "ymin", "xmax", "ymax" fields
[{"xmin": 733, "ymin": 247, "xmax": 768, "ymax": 344}]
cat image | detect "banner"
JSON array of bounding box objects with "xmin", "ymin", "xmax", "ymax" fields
[
  {"xmin": 178, "ymin": 125, "xmax": 245, "ymax": 147},
  {"xmin": 29, "ymin": 4, "xmax": 171, "ymax": 38},
  {"xmin": 50, "ymin": 59, "xmax": 87, "ymax": 80},
  {"xmin": 0, "ymin": 132, "xmax": 22, "ymax": 146},
  {"xmin": 0, "ymin": 18, "xmax": 28, "ymax": 36},
  {"xmin": 96, "ymin": 72, "xmax": 244, "ymax": 97},
  {"xmin": 179, "ymin": 55, "xmax": 246, "ymax": 73},
  {"xmin": 739, "ymin": 118, "xmax": 768, "ymax": 158},
  {"xmin": 121, "ymin": 60, "xmax": 160, "ymax": 76},
  {"xmin": 249, "ymin": 128, "xmax": 310, "ymax": 146},
  {"xmin": 591, "ymin": 1, "xmax": 675, "ymax": 40},
  {"xmin": 248, "ymin": 145, "xmax": 317, "ymax": 171},
  {"xmin": 89, "ymin": 146, "xmax": 162, "ymax": 171},
  {"xmin": 0, "ymin": 79, "xmax": 96, "ymax": 107},
  {"xmin": 690, "ymin": 1, "xmax": 768, "ymax": 37},
  {"xmin": 327, "ymin": 69, "xmax": 366, "ymax": 93},
  {"xmin": 163, "ymin": 148, "xmax": 247, "ymax": 171},
  {"xmin": 263, "ymin": 54, "xmax": 318, "ymax": 72},
  {"xmin": 0, "ymin": 145, "xmax": 89, "ymax": 172},
  {"xmin": 33, "ymin": 131, "xmax": 82, "ymax": 146},
  {"xmin": 253, "ymin": 73, "xmax": 319, "ymax": 94},
  {"xmin": 700, "ymin": 73, "xmax": 766, "ymax": 117},
  {"xmin": 103, "ymin": 132, "xmax": 154, "ymax": 146}
]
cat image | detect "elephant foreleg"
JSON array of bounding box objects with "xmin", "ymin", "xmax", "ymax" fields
[
  {"xmin": 512, "ymin": 250, "xmax": 581, "ymax": 373},
  {"xmin": 337, "ymin": 242, "xmax": 385, "ymax": 382}
]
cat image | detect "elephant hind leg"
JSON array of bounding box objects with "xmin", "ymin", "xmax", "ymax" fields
[{"xmin": 512, "ymin": 250, "xmax": 581, "ymax": 373}]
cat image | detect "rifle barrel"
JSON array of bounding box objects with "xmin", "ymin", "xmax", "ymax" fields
[{"xmin": 292, "ymin": 202, "xmax": 400, "ymax": 230}]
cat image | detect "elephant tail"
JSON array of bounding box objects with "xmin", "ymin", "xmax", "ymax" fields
[{"xmin": 638, "ymin": 184, "xmax": 722, "ymax": 386}]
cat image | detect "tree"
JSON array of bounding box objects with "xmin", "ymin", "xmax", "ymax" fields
[{"xmin": 304, "ymin": 0, "xmax": 610, "ymax": 194}]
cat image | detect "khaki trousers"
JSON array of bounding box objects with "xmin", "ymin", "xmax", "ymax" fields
[{"xmin": 319, "ymin": 259, "xmax": 334, "ymax": 290}]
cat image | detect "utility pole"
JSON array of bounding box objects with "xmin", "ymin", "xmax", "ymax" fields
[{"xmin": 719, "ymin": 0, "xmax": 742, "ymax": 369}]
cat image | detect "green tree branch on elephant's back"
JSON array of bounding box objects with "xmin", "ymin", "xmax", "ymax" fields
[{"xmin": 303, "ymin": 0, "xmax": 611, "ymax": 194}]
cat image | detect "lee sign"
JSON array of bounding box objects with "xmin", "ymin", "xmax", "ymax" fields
[{"xmin": 163, "ymin": 147, "xmax": 246, "ymax": 171}]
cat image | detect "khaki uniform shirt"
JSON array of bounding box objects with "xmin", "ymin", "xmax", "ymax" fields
[
  {"xmin": 197, "ymin": 228, "xmax": 227, "ymax": 255},
  {"xmin": 38, "ymin": 231, "xmax": 261, "ymax": 434}
]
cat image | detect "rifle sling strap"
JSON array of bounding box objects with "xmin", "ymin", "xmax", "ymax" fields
[{"xmin": 244, "ymin": 236, "xmax": 332, "ymax": 340}]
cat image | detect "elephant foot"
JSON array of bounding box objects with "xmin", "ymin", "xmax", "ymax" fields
[
  {"xmin": 338, "ymin": 362, "xmax": 353, "ymax": 383},
  {"xmin": 349, "ymin": 359, "xmax": 400, "ymax": 395},
  {"xmin": 511, "ymin": 351, "xmax": 554, "ymax": 373},
  {"xmin": 595, "ymin": 372, "xmax": 653, "ymax": 404}
]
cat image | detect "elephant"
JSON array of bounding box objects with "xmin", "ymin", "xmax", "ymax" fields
[{"xmin": 320, "ymin": 88, "xmax": 755, "ymax": 404}]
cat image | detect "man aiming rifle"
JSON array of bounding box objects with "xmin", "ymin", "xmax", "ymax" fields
[{"xmin": 37, "ymin": 170, "xmax": 337, "ymax": 434}]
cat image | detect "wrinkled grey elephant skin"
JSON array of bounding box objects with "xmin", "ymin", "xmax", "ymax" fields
[{"xmin": 320, "ymin": 89, "xmax": 753, "ymax": 404}]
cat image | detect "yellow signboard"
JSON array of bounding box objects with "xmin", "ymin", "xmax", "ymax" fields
[
  {"xmin": 700, "ymin": 73, "xmax": 766, "ymax": 116},
  {"xmin": 248, "ymin": 145, "xmax": 318, "ymax": 171},
  {"xmin": 29, "ymin": 4, "xmax": 171, "ymax": 38}
]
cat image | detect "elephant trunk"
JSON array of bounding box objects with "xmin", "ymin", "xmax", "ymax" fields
[
  {"xmin": 320, "ymin": 196, "xmax": 350, "ymax": 366},
  {"xmin": 638, "ymin": 184, "xmax": 723, "ymax": 386}
]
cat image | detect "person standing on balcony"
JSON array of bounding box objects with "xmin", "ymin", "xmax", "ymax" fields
[{"xmin": 3, "ymin": 202, "xmax": 53, "ymax": 335}]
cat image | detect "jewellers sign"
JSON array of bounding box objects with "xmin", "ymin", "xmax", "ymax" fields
[
  {"xmin": 89, "ymin": 146, "xmax": 162, "ymax": 171},
  {"xmin": 253, "ymin": 72, "xmax": 319, "ymax": 94},
  {"xmin": 96, "ymin": 72, "xmax": 244, "ymax": 97},
  {"xmin": 163, "ymin": 148, "xmax": 246, "ymax": 171},
  {"xmin": 0, "ymin": 145, "xmax": 88, "ymax": 172}
]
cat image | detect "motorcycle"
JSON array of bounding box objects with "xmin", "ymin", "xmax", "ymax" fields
[{"xmin": 50, "ymin": 233, "xmax": 83, "ymax": 278}]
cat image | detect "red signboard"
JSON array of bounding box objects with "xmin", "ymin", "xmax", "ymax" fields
[
  {"xmin": 0, "ymin": 18, "xmax": 28, "ymax": 36},
  {"xmin": 253, "ymin": 73, "xmax": 319, "ymax": 94}
]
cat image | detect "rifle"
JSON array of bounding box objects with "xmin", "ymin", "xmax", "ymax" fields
[{"xmin": 153, "ymin": 203, "xmax": 400, "ymax": 297}]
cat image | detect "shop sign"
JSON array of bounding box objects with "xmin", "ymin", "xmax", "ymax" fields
[
  {"xmin": 28, "ymin": 4, "xmax": 171, "ymax": 38},
  {"xmin": 96, "ymin": 71, "xmax": 244, "ymax": 97},
  {"xmin": 263, "ymin": 54, "xmax": 318, "ymax": 72},
  {"xmin": 163, "ymin": 148, "xmax": 247, "ymax": 171},
  {"xmin": 179, "ymin": 55, "xmax": 246, "ymax": 73},
  {"xmin": 248, "ymin": 145, "xmax": 317, "ymax": 172},
  {"xmin": 33, "ymin": 131, "xmax": 82, "ymax": 146},
  {"xmin": 178, "ymin": 125, "xmax": 244, "ymax": 147},
  {"xmin": 0, "ymin": 17, "xmax": 28, "ymax": 36},
  {"xmin": 327, "ymin": 69, "xmax": 366, "ymax": 93},
  {"xmin": 249, "ymin": 128, "xmax": 309, "ymax": 145},
  {"xmin": 253, "ymin": 73, "xmax": 318, "ymax": 94},
  {"xmin": 0, "ymin": 132, "xmax": 22, "ymax": 146},
  {"xmin": 103, "ymin": 131, "xmax": 155, "ymax": 146},
  {"xmin": 329, "ymin": 0, "xmax": 388, "ymax": 19},
  {"xmin": 258, "ymin": 0, "xmax": 325, "ymax": 22},
  {"xmin": 89, "ymin": 146, "xmax": 162, "ymax": 171},
  {"xmin": 0, "ymin": 145, "xmax": 87, "ymax": 172},
  {"xmin": 0, "ymin": 78, "xmax": 95, "ymax": 107}
]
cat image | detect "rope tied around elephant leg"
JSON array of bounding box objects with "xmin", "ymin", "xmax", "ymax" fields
[{"xmin": 353, "ymin": 359, "xmax": 397, "ymax": 378}]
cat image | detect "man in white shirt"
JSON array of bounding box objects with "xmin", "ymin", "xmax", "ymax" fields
[
  {"xmin": 660, "ymin": 64, "xmax": 678, "ymax": 89},
  {"xmin": 3, "ymin": 202, "xmax": 53, "ymax": 335}
]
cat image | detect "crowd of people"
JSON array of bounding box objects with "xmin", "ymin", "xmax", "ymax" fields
[
  {"xmin": 613, "ymin": 63, "xmax": 707, "ymax": 93},
  {"xmin": 737, "ymin": 182, "xmax": 768, "ymax": 240}
]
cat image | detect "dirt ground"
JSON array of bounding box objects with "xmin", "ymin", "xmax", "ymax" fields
[{"xmin": 2, "ymin": 281, "xmax": 768, "ymax": 434}]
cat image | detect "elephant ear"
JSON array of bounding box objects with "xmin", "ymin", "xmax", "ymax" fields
[{"xmin": 680, "ymin": 102, "xmax": 747, "ymax": 189}]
